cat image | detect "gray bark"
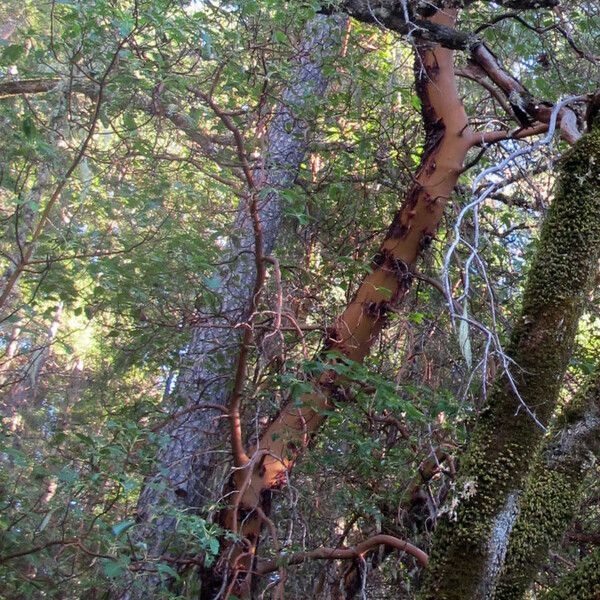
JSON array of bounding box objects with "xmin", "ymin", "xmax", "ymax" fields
[
  {"xmin": 117, "ymin": 14, "xmax": 344, "ymax": 599},
  {"xmin": 479, "ymin": 492, "xmax": 519, "ymax": 599}
]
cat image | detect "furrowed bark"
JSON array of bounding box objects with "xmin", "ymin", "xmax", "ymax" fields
[
  {"xmin": 114, "ymin": 15, "xmax": 344, "ymax": 600},
  {"xmin": 211, "ymin": 8, "xmax": 476, "ymax": 598},
  {"xmin": 418, "ymin": 110, "xmax": 600, "ymax": 600},
  {"xmin": 492, "ymin": 368, "xmax": 600, "ymax": 600},
  {"xmin": 539, "ymin": 549, "xmax": 600, "ymax": 600}
]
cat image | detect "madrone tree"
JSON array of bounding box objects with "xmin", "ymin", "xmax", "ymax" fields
[
  {"xmin": 193, "ymin": 2, "xmax": 600, "ymax": 598},
  {"xmin": 0, "ymin": 1, "xmax": 598, "ymax": 599}
]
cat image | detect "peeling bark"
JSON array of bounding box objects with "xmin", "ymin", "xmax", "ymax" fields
[
  {"xmin": 210, "ymin": 8, "xmax": 476, "ymax": 598},
  {"xmin": 418, "ymin": 109, "xmax": 600, "ymax": 600},
  {"xmin": 333, "ymin": 1, "xmax": 582, "ymax": 142}
]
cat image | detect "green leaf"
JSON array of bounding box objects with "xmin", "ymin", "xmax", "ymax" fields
[
  {"xmin": 22, "ymin": 116, "xmax": 35, "ymax": 139},
  {"xmin": 112, "ymin": 519, "xmax": 135, "ymax": 537},
  {"xmin": 273, "ymin": 30, "xmax": 287, "ymax": 44},
  {"xmin": 2, "ymin": 44, "xmax": 24, "ymax": 61},
  {"xmin": 409, "ymin": 311, "xmax": 425, "ymax": 325},
  {"xmin": 208, "ymin": 537, "xmax": 219, "ymax": 555},
  {"xmin": 101, "ymin": 559, "xmax": 126, "ymax": 579},
  {"xmin": 156, "ymin": 562, "xmax": 179, "ymax": 580},
  {"xmin": 411, "ymin": 94, "xmax": 422, "ymax": 111},
  {"xmin": 122, "ymin": 113, "xmax": 137, "ymax": 131}
]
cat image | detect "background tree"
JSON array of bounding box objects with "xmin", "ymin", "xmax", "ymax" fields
[{"xmin": 0, "ymin": 1, "xmax": 598, "ymax": 599}]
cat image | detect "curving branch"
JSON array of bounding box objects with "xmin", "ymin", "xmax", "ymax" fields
[
  {"xmin": 255, "ymin": 534, "xmax": 428, "ymax": 575},
  {"xmin": 210, "ymin": 8, "xmax": 476, "ymax": 598},
  {"xmin": 469, "ymin": 43, "xmax": 582, "ymax": 143},
  {"xmin": 326, "ymin": 2, "xmax": 586, "ymax": 142}
]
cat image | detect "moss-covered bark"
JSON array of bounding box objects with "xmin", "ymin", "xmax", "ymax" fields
[
  {"xmin": 540, "ymin": 549, "xmax": 600, "ymax": 600},
  {"xmin": 493, "ymin": 369, "xmax": 600, "ymax": 600},
  {"xmin": 493, "ymin": 370, "xmax": 600, "ymax": 600},
  {"xmin": 418, "ymin": 119, "xmax": 600, "ymax": 600}
]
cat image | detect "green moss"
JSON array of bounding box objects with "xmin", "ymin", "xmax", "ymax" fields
[
  {"xmin": 492, "ymin": 459, "xmax": 582, "ymax": 600},
  {"xmin": 418, "ymin": 125, "xmax": 600, "ymax": 600},
  {"xmin": 493, "ymin": 369, "xmax": 600, "ymax": 599}
]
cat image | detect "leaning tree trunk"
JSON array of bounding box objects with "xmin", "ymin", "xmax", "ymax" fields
[
  {"xmin": 208, "ymin": 8, "xmax": 476, "ymax": 598},
  {"xmin": 117, "ymin": 14, "xmax": 344, "ymax": 600},
  {"xmin": 492, "ymin": 366, "xmax": 600, "ymax": 600},
  {"xmin": 418, "ymin": 109, "xmax": 600, "ymax": 600},
  {"xmin": 208, "ymin": 4, "xmax": 585, "ymax": 596}
]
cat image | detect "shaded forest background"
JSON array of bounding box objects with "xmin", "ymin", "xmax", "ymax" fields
[{"xmin": 0, "ymin": 1, "xmax": 599, "ymax": 599}]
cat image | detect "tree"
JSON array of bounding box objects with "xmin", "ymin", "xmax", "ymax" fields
[
  {"xmin": 0, "ymin": 1, "xmax": 598, "ymax": 599},
  {"xmin": 494, "ymin": 365, "xmax": 600, "ymax": 600},
  {"xmin": 419, "ymin": 100, "xmax": 600, "ymax": 600},
  {"xmin": 203, "ymin": 3, "xmax": 594, "ymax": 596},
  {"xmin": 121, "ymin": 14, "xmax": 346, "ymax": 598}
]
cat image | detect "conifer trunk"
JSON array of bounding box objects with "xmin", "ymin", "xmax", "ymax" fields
[{"xmin": 116, "ymin": 15, "xmax": 344, "ymax": 600}]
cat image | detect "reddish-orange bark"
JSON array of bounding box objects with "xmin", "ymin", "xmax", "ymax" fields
[
  {"xmin": 211, "ymin": 10, "xmax": 473, "ymax": 597},
  {"xmin": 211, "ymin": 8, "xmax": 585, "ymax": 598}
]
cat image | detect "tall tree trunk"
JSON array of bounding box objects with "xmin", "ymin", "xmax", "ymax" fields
[
  {"xmin": 492, "ymin": 366, "xmax": 600, "ymax": 600},
  {"xmin": 418, "ymin": 111, "xmax": 600, "ymax": 600},
  {"xmin": 117, "ymin": 14, "xmax": 344, "ymax": 599},
  {"xmin": 204, "ymin": 3, "xmax": 589, "ymax": 595},
  {"xmin": 209, "ymin": 4, "xmax": 586, "ymax": 595},
  {"xmin": 211, "ymin": 8, "xmax": 476, "ymax": 597}
]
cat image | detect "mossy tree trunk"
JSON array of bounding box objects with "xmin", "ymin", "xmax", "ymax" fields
[
  {"xmin": 418, "ymin": 117, "xmax": 600, "ymax": 600},
  {"xmin": 492, "ymin": 367, "xmax": 600, "ymax": 600},
  {"xmin": 207, "ymin": 6, "xmax": 592, "ymax": 597}
]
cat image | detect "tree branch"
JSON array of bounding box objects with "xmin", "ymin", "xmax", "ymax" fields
[{"xmin": 255, "ymin": 534, "xmax": 428, "ymax": 575}]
